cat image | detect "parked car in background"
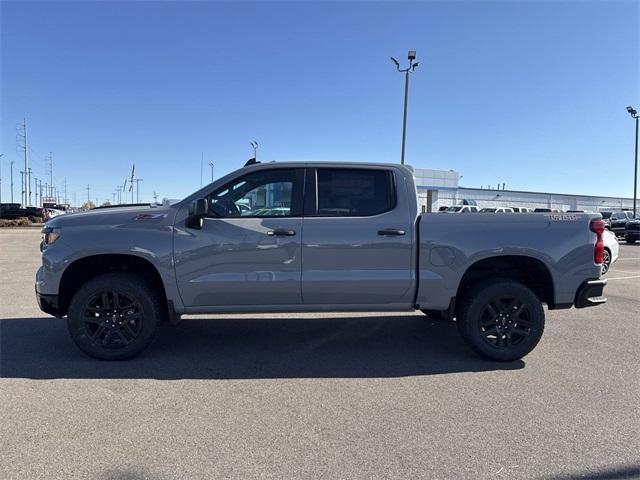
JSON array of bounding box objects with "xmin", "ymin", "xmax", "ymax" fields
[
  {"xmin": 43, "ymin": 208, "xmax": 66, "ymax": 220},
  {"xmin": 600, "ymin": 211, "xmax": 614, "ymax": 229},
  {"xmin": 445, "ymin": 205, "xmax": 479, "ymax": 213},
  {"xmin": 609, "ymin": 210, "xmax": 634, "ymax": 237},
  {"xmin": 533, "ymin": 208, "xmax": 560, "ymax": 213},
  {"xmin": 625, "ymin": 219, "xmax": 640, "ymax": 244},
  {"xmin": 609, "ymin": 211, "xmax": 635, "ymax": 237},
  {"xmin": 511, "ymin": 207, "xmax": 533, "ymax": 213},
  {"xmin": 0, "ymin": 204, "xmax": 43, "ymax": 220},
  {"xmin": 480, "ymin": 207, "xmax": 514, "ymax": 213},
  {"xmin": 601, "ymin": 229, "xmax": 619, "ymax": 275},
  {"xmin": 437, "ymin": 206, "xmax": 449, "ymax": 212}
]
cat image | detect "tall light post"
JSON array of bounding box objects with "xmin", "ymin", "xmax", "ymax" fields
[
  {"xmin": 627, "ymin": 106, "xmax": 639, "ymax": 217},
  {"xmin": 0, "ymin": 154, "xmax": 4, "ymax": 217},
  {"xmin": 250, "ymin": 141, "xmax": 259, "ymax": 161},
  {"xmin": 391, "ymin": 50, "xmax": 420, "ymax": 165},
  {"xmin": 10, "ymin": 160, "xmax": 14, "ymax": 203},
  {"xmin": 208, "ymin": 162, "xmax": 214, "ymax": 182},
  {"xmin": 0, "ymin": 154, "xmax": 4, "ymax": 205}
]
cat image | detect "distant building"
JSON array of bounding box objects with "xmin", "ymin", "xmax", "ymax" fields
[{"xmin": 410, "ymin": 166, "xmax": 633, "ymax": 213}]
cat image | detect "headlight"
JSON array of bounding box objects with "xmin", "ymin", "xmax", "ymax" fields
[{"xmin": 41, "ymin": 227, "xmax": 61, "ymax": 247}]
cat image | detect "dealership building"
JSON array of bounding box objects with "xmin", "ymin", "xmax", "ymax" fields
[{"xmin": 411, "ymin": 167, "xmax": 634, "ymax": 213}]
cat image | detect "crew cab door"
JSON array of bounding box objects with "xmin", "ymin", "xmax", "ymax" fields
[
  {"xmin": 173, "ymin": 168, "xmax": 304, "ymax": 308},
  {"xmin": 301, "ymin": 167, "xmax": 415, "ymax": 305}
]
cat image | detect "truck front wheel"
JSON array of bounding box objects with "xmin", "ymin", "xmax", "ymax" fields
[
  {"xmin": 457, "ymin": 279, "xmax": 545, "ymax": 361},
  {"xmin": 67, "ymin": 273, "xmax": 164, "ymax": 360}
]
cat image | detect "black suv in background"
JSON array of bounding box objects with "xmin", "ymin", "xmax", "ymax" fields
[
  {"xmin": 625, "ymin": 219, "xmax": 640, "ymax": 244},
  {"xmin": 609, "ymin": 211, "xmax": 636, "ymax": 237}
]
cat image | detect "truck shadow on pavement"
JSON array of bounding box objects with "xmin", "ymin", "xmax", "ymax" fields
[{"xmin": 0, "ymin": 315, "xmax": 524, "ymax": 379}]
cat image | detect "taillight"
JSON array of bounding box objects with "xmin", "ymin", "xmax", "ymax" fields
[{"xmin": 590, "ymin": 219, "xmax": 605, "ymax": 264}]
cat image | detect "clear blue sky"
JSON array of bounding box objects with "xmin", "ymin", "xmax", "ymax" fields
[{"xmin": 1, "ymin": 1, "xmax": 638, "ymax": 204}]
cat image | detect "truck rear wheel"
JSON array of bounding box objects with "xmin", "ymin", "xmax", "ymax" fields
[
  {"xmin": 67, "ymin": 273, "xmax": 164, "ymax": 360},
  {"xmin": 457, "ymin": 279, "xmax": 545, "ymax": 361}
]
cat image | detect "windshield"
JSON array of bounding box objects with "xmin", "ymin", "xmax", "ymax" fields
[{"xmin": 446, "ymin": 206, "xmax": 463, "ymax": 212}]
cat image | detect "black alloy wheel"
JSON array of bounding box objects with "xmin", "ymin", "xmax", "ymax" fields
[{"xmin": 457, "ymin": 279, "xmax": 545, "ymax": 361}]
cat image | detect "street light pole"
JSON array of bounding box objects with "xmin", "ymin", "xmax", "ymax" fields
[
  {"xmin": 208, "ymin": 162, "xmax": 214, "ymax": 182},
  {"xmin": 627, "ymin": 106, "xmax": 639, "ymax": 217},
  {"xmin": 10, "ymin": 160, "xmax": 14, "ymax": 203},
  {"xmin": 391, "ymin": 50, "xmax": 420, "ymax": 165}
]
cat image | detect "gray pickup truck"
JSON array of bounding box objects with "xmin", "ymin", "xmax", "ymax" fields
[{"xmin": 36, "ymin": 162, "xmax": 607, "ymax": 361}]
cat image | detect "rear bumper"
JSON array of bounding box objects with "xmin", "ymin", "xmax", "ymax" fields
[{"xmin": 575, "ymin": 279, "xmax": 607, "ymax": 308}]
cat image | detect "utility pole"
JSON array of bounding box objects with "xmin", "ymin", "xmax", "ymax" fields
[
  {"xmin": 0, "ymin": 153, "xmax": 3, "ymax": 206},
  {"xmin": 135, "ymin": 178, "xmax": 144, "ymax": 203},
  {"xmin": 23, "ymin": 119, "xmax": 29, "ymax": 206},
  {"xmin": 27, "ymin": 167, "xmax": 32, "ymax": 206},
  {"xmin": 33, "ymin": 176, "xmax": 38, "ymax": 206},
  {"xmin": 20, "ymin": 171, "xmax": 25, "ymax": 206},
  {"xmin": 39, "ymin": 180, "xmax": 43, "ymax": 207},
  {"xmin": 208, "ymin": 162, "xmax": 214, "ymax": 182},
  {"xmin": 86, "ymin": 184, "xmax": 90, "ymax": 205},
  {"xmin": 10, "ymin": 160, "xmax": 14, "ymax": 203},
  {"xmin": 48, "ymin": 152, "xmax": 53, "ymax": 199},
  {"xmin": 16, "ymin": 119, "xmax": 29, "ymax": 206},
  {"xmin": 153, "ymin": 191, "xmax": 158, "ymax": 204},
  {"xmin": 63, "ymin": 178, "xmax": 67, "ymax": 205},
  {"xmin": 0, "ymin": 154, "xmax": 3, "ymax": 213},
  {"xmin": 626, "ymin": 106, "xmax": 639, "ymax": 217},
  {"xmin": 390, "ymin": 51, "xmax": 420, "ymax": 165}
]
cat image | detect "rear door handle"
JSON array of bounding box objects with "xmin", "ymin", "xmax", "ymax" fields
[
  {"xmin": 378, "ymin": 228, "xmax": 406, "ymax": 236},
  {"xmin": 267, "ymin": 229, "xmax": 296, "ymax": 236}
]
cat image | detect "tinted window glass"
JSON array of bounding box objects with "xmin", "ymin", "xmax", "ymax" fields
[
  {"xmin": 207, "ymin": 169, "xmax": 295, "ymax": 218},
  {"xmin": 316, "ymin": 169, "xmax": 394, "ymax": 216}
]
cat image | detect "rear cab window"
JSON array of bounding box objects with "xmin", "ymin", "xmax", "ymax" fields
[{"xmin": 312, "ymin": 168, "xmax": 395, "ymax": 216}]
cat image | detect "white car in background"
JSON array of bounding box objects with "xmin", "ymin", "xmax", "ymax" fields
[
  {"xmin": 444, "ymin": 205, "xmax": 479, "ymax": 213},
  {"xmin": 601, "ymin": 229, "xmax": 619, "ymax": 275},
  {"xmin": 479, "ymin": 207, "xmax": 514, "ymax": 213},
  {"xmin": 43, "ymin": 208, "xmax": 66, "ymax": 220}
]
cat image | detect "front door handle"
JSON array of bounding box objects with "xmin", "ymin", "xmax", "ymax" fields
[
  {"xmin": 378, "ymin": 228, "xmax": 406, "ymax": 236},
  {"xmin": 267, "ymin": 229, "xmax": 296, "ymax": 236}
]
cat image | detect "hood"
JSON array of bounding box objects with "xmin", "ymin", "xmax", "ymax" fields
[{"xmin": 45, "ymin": 204, "xmax": 176, "ymax": 229}]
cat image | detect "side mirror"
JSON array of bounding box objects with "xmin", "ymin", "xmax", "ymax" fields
[{"xmin": 186, "ymin": 198, "xmax": 207, "ymax": 229}]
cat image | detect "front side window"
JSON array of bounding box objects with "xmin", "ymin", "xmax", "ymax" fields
[
  {"xmin": 315, "ymin": 168, "xmax": 394, "ymax": 216},
  {"xmin": 207, "ymin": 169, "xmax": 296, "ymax": 218}
]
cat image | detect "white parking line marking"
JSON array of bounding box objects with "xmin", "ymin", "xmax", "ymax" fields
[
  {"xmin": 605, "ymin": 275, "xmax": 640, "ymax": 281},
  {"xmin": 609, "ymin": 269, "xmax": 640, "ymax": 275},
  {"xmin": 616, "ymin": 258, "xmax": 640, "ymax": 261}
]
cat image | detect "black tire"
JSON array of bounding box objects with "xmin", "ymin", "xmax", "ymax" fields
[
  {"xmin": 67, "ymin": 273, "xmax": 165, "ymax": 360},
  {"xmin": 601, "ymin": 248, "xmax": 611, "ymax": 275},
  {"xmin": 457, "ymin": 279, "xmax": 545, "ymax": 361}
]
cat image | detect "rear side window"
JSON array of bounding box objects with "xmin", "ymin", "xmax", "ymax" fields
[{"xmin": 315, "ymin": 168, "xmax": 395, "ymax": 216}]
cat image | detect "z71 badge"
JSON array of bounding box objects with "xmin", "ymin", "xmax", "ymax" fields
[{"xmin": 544, "ymin": 214, "xmax": 579, "ymax": 221}]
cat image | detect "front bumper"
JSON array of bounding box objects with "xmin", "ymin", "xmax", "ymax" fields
[
  {"xmin": 575, "ymin": 279, "xmax": 607, "ymax": 308},
  {"xmin": 36, "ymin": 288, "xmax": 63, "ymax": 317}
]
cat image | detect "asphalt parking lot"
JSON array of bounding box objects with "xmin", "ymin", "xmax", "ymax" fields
[{"xmin": 1, "ymin": 228, "xmax": 638, "ymax": 480}]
